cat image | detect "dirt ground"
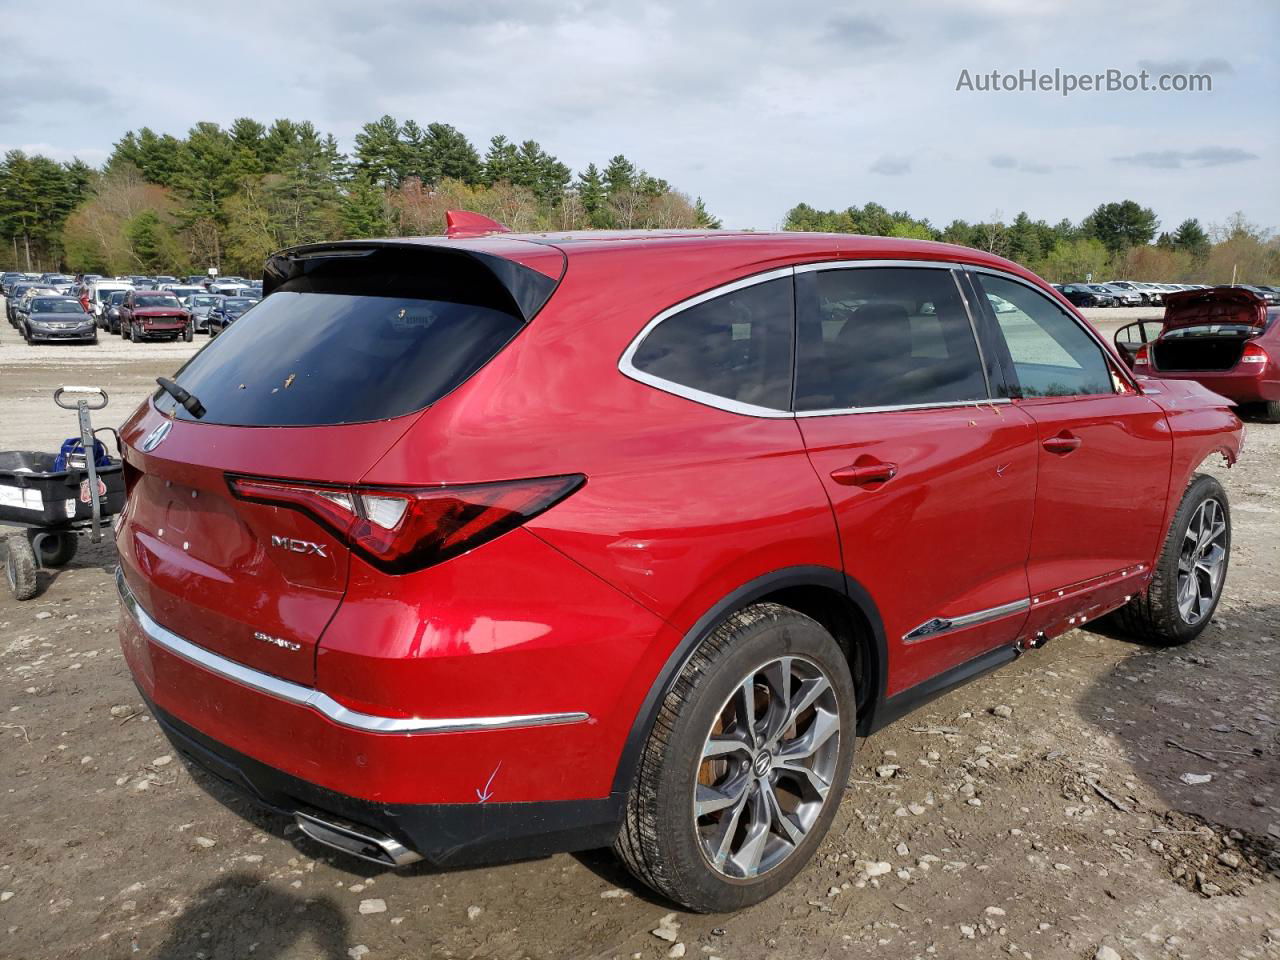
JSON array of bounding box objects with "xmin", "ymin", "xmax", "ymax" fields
[{"xmin": 1, "ymin": 309, "xmax": 1277, "ymax": 960}]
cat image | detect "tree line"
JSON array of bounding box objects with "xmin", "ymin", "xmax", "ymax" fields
[
  {"xmin": 0, "ymin": 116, "xmax": 720, "ymax": 276},
  {"xmin": 784, "ymin": 199, "xmax": 1279, "ymax": 284}
]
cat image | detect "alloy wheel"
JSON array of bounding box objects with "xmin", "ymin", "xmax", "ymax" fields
[
  {"xmin": 693, "ymin": 656, "xmax": 840, "ymax": 880},
  {"xmin": 1177, "ymin": 497, "xmax": 1227, "ymax": 625}
]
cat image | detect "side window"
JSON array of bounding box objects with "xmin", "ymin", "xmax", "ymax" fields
[
  {"xmin": 977, "ymin": 274, "xmax": 1114, "ymax": 398},
  {"xmin": 629, "ymin": 276, "xmax": 794, "ymax": 411},
  {"xmin": 794, "ymin": 267, "xmax": 988, "ymax": 411}
]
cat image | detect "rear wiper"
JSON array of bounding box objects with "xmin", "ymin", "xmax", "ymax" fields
[{"xmin": 155, "ymin": 377, "xmax": 207, "ymax": 419}]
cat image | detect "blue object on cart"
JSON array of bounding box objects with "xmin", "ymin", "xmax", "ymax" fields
[{"xmin": 52, "ymin": 436, "xmax": 113, "ymax": 472}]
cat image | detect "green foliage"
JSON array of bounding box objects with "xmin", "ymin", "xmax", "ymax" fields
[
  {"xmin": 1034, "ymin": 237, "xmax": 1112, "ymax": 283},
  {"xmin": 1081, "ymin": 200, "xmax": 1158, "ymax": 253},
  {"xmin": 2, "ymin": 116, "xmax": 717, "ymax": 273}
]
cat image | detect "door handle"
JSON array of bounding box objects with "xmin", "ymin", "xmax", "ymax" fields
[
  {"xmin": 831, "ymin": 461, "xmax": 898, "ymax": 486},
  {"xmin": 1042, "ymin": 432, "xmax": 1082, "ymax": 455}
]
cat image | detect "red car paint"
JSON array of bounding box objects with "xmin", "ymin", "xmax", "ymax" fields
[{"xmin": 115, "ymin": 230, "xmax": 1243, "ymax": 867}]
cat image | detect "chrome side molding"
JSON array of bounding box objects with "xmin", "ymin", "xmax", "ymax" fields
[
  {"xmin": 115, "ymin": 567, "xmax": 590, "ymax": 735},
  {"xmin": 902, "ymin": 598, "xmax": 1031, "ymax": 644}
]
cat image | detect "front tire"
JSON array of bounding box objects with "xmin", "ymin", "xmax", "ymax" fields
[
  {"xmin": 615, "ymin": 603, "xmax": 856, "ymax": 912},
  {"xmin": 1112, "ymin": 473, "xmax": 1230, "ymax": 646}
]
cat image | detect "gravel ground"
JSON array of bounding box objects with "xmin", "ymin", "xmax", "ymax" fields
[{"xmin": 1, "ymin": 305, "xmax": 1277, "ymax": 960}]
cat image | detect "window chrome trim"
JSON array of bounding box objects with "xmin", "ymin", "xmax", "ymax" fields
[
  {"xmin": 793, "ymin": 258, "xmax": 965, "ymax": 274},
  {"xmin": 963, "ymin": 265, "xmax": 1138, "ymax": 394},
  {"xmin": 795, "ymin": 397, "xmax": 1012, "ymax": 418},
  {"xmin": 115, "ymin": 567, "xmax": 590, "ymax": 735},
  {"xmin": 902, "ymin": 597, "xmax": 1031, "ymax": 644},
  {"xmin": 618, "ymin": 265, "xmax": 797, "ymax": 419}
]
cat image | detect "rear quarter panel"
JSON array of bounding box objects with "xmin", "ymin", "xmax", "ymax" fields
[{"xmin": 1139, "ymin": 378, "xmax": 1243, "ymax": 539}]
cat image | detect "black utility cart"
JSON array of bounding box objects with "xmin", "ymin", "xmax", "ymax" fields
[{"xmin": 2, "ymin": 387, "xmax": 125, "ymax": 600}]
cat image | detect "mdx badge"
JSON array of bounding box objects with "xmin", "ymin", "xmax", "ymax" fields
[{"xmin": 271, "ymin": 535, "xmax": 328, "ymax": 557}]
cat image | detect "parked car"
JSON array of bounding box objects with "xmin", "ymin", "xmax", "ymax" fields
[
  {"xmin": 184, "ymin": 293, "xmax": 222, "ymax": 333},
  {"xmin": 6, "ymin": 282, "xmax": 41, "ymax": 322},
  {"xmin": 1096, "ymin": 282, "xmax": 1142, "ymax": 307},
  {"xmin": 161, "ymin": 284, "xmax": 204, "ymax": 302},
  {"xmin": 1235, "ymin": 284, "xmax": 1280, "ymax": 306},
  {"xmin": 1123, "ymin": 286, "xmax": 1279, "ymax": 421},
  {"xmin": 206, "ymin": 295, "xmax": 256, "ymax": 335},
  {"xmin": 100, "ymin": 289, "xmax": 129, "ymax": 334},
  {"xmin": 115, "ymin": 229, "xmax": 1243, "ymax": 913},
  {"xmin": 1058, "ymin": 283, "xmax": 1112, "ymax": 307},
  {"xmin": 21, "ymin": 296, "xmax": 96, "ymax": 344},
  {"xmin": 86, "ymin": 280, "xmax": 134, "ymax": 323},
  {"xmin": 10, "ymin": 285, "xmax": 59, "ymax": 327},
  {"xmin": 120, "ymin": 290, "xmax": 193, "ymax": 342}
]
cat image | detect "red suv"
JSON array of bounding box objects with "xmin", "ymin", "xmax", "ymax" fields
[{"xmin": 116, "ymin": 229, "xmax": 1242, "ymax": 912}]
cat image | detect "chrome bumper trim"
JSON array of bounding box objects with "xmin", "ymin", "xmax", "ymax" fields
[
  {"xmin": 115, "ymin": 567, "xmax": 589, "ymax": 735},
  {"xmin": 902, "ymin": 598, "xmax": 1031, "ymax": 644}
]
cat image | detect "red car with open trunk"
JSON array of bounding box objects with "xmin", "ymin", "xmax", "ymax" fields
[
  {"xmin": 116, "ymin": 222, "xmax": 1243, "ymax": 911},
  {"xmin": 1119, "ymin": 286, "xmax": 1280, "ymax": 422}
]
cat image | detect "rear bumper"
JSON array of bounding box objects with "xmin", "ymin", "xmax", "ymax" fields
[{"xmin": 147, "ymin": 693, "xmax": 622, "ymax": 867}]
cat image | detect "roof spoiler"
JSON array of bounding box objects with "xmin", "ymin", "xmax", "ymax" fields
[
  {"xmin": 261, "ymin": 240, "xmax": 560, "ymax": 323},
  {"xmin": 445, "ymin": 210, "xmax": 512, "ymax": 239}
]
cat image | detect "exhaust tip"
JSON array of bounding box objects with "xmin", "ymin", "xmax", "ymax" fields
[{"xmin": 295, "ymin": 811, "xmax": 423, "ymax": 867}]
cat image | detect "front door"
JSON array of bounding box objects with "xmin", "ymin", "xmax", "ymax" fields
[
  {"xmin": 793, "ymin": 263, "xmax": 1038, "ymax": 696},
  {"xmin": 970, "ymin": 271, "xmax": 1173, "ymax": 638}
]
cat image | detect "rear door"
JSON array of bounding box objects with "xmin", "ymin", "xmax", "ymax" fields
[
  {"xmin": 793, "ymin": 262, "xmax": 1037, "ymax": 695},
  {"xmin": 117, "ymin": 242, "xmax": 564, "ymax": 684},
  {"xmin": 969, "ymin": 270, "xmax": 1172, "ymax": 636}
]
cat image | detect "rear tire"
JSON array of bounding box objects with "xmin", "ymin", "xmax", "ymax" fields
[
  {"xmin": 615, "ymin": 603, "xmax": 856, "ymax": 912},
  {"xmin": 29, "ymin": 531, "xmax": 78, "ymax": 567},
  {"xmin": 1112, "ymin": 474, "xmax": 1229, "ymax": 646},
  {"xmin": 1257, "ymin": 400, "xmax": 1280, "ymax": 424},
  {"xmin": 5, "ymin": 535, "xmax": 38, "ymax": 601}
]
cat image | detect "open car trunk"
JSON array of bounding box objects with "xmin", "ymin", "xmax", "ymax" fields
[
  {"xmin": 1151, "ymin": 287, "xmax": 1270, "ymax": 373},
  {"xmin": 1152, "ymin": 337, "xmax": 1249, "ymax": 372}
]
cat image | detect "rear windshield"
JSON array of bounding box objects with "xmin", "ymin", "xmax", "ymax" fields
[
  {"xmin": 157, "ymin": 289, "xmax": 525, "ymax": 426},
  {"xmin": 135, "ymin": 294, "xmax": 180, "ymax": 307}
]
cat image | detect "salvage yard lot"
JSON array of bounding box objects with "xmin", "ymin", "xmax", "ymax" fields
[{"xmin": 0, "ymin": 309, "xmax": 1277, "ymax": 960}]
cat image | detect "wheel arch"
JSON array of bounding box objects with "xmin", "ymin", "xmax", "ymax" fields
[{"xmin": 609, "ymin": 565, "xmax": 887, "ymax": 799}]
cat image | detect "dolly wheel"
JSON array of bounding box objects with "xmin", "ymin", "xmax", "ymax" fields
[
  {"xmin": 29, "ymin": 531, "xmax": 78, "ymax": 567},
  {"xmin": 5, "ymin": 534, "xmax": 38, "ymax": 601}
]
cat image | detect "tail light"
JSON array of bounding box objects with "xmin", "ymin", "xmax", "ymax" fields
[
  {"xmin": 1240, "ymin": 342, "xmax": 1268, "ymax": 365},
  {"xmin": 1133, "ymin": 344, "xmax": 1150, "ymax": 367},
  {"xmin": 229, "ymin": 474, "xmax": 585, "ymax": 574}
]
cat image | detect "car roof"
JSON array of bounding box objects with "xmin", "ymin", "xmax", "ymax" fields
[{"xmin": 279, "ymin": 230, "xmax": 1051, "ymax": 291}]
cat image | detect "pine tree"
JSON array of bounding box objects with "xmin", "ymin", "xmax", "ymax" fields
[
  {"xmin": 1172, "ymin": 218, "xmax": 1210, "ymax": 260},
  {"xmin": 400, "ymin": 120, "xmax": 439, "ymax": 184},
  {"xmin": 341, "ymin": 175, "xmax": 392, "ymax": 237},
  {"xmin": 353, "ymin": 115, "xmax": 405, "ymax": 187},
  {"xmin": 603, "ymin": 155, "xmax": 636, "ymax": 195},
  {"xmin": 425, "ymin": 123, "xmax": 481, "ymax": 184},
  {"xmin": 692, "ymin": 197, "xmax": 721, "ymax": 229},
  {"xmin": 483, "ymin": 135, "xmax": 519, "ymax": 185}
]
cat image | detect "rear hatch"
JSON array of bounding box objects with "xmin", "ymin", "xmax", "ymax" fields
[
  {"xmin": 118, "ymin": 240, "xmax": 564, "ymax": 685},
  {"xmin": 1153, "ymin": 287, "xmax": 1270, "ymax": 372}
]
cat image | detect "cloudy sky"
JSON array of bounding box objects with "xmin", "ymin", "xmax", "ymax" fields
[{"xmin": 3, "ymin": 0, "xmax": 1276, "ymax": 232}]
